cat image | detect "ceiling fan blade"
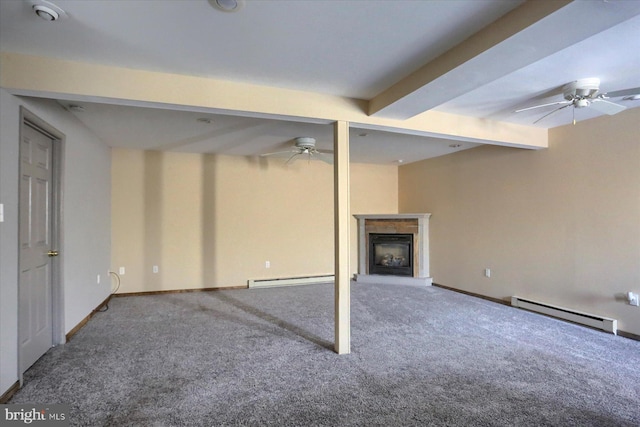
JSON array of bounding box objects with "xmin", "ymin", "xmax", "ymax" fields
[
  {"xmin": 260, "ymin": 149, "xmax": 297, "ymax": 157},
  {"xmin": 285, "ymin": 152, "xmax": 301, "ymax": 165},
  {"xmin": 314, "ymin": 152, "xmax": 334, "ymax": 165},
  {"xmin": 590, "ymin": 99, "xmax": 626, "ymax": 115},
  {"xmin": 515, "ymin": 100, "xmax": 571, "ymax": 113},
  {"xmin": 603, "ymin": 87, "xmax": 640, "ymax": 98},
  {"xmin": 316, "ymin": 149, "xmax": 334, "ymax": 154},
  {"xmin": 533, "ymin": 103, "xmax": 573, "ymax": 124}
]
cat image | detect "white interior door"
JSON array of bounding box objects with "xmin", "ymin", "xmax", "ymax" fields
[{"xmin": 19, "ymin": 122, "xmax": 55, "ymax": 372}]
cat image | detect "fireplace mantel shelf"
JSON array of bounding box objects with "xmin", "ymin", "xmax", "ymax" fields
[
  {"xmin": 354, "ymin": 213, "xmax": 431, "ymax": 220},
  {"xmin": 354, "ymin": 214, "xmax": 432, "ymax": 286}
]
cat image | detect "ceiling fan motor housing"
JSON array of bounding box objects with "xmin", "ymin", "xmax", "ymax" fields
[
  {"xmin": 563, "ymin": 78, "xmax": 600, "ymax": 101},
  {"xmin": 294, "ymin": 136, "xmax": 316, "ymax": 149}
]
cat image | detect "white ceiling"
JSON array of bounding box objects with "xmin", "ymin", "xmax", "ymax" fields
[{"xmin": 1, "ymin": 0, "xmax": 639, "ymax": 164}]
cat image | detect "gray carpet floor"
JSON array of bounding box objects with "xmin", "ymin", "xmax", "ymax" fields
[{"xmin": 9, "ymin": 282, "xmax": 640, "ymax": 426}]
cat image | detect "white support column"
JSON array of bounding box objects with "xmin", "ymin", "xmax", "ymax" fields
[{"xmin": 334, "ymin": 120, "xmax": 350, "ymax": 354}]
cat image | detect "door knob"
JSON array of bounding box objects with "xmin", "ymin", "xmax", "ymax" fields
[{"xmin": 47, "ymin": 250, "xmax": 59, "ymax": 257}]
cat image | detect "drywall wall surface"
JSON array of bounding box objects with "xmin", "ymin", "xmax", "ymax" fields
[
  {"xmin": 213, "ymin": 155, "xmax": 335, "ymax": 286},
  {"xmin": 399, "ymin": 108, "xmax": 640, "ymax": 335},
  {"xmin": 0, "ymin": 91, "xmax": 111, "ymax": 396},
  {"xmin": 111, "ymin": 150, "xmax": 203, "ymax": 292},
  {"xmin": 350, "ymin": 163, "xmax": 399, "ymax": 274},
  {"xmin": 111, "ymin": 150, "xmax": 398, "ymax": 292},
  {"xmin": 0, "ymin": 89, "xmax": 22, "ymax": 395}
]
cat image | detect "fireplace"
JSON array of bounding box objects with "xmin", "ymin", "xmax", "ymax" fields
[
  {"xmin": 354, "ymin": 214, "xmax": 432, "ymax": 286},
  {"xmin": 369, "ymin": 233, "xmax": 413, "ymax": 276}
]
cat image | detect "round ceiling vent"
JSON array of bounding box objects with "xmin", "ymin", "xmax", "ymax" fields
[
  {"xmin": 209, "ymin": 0, "xmax": 245, "ymax": 13},
  {"xmin": 33, "ymin": 5, "xmax": 58, "ymax": 20},
  {"xmin": 30, "ymin": 1, "xmax": 66, "ymax": 21}
]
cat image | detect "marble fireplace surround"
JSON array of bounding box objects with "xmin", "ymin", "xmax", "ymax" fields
[{"xmin": 354, "ymin": 214, "xmax": 432, "ymax": 286}]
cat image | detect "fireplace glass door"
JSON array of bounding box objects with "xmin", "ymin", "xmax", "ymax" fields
[{"xmin": 369, "ymin": 233, "xmax": 413, "ymax": 276}]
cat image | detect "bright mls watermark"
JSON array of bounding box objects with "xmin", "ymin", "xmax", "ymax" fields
[{"xmin": 1, "ymin": 405, "xmax": 69, "ymax": 426}]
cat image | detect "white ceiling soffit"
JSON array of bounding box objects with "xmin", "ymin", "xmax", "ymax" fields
[{"xmin": 369, "ymin": 0, "xmax": 640, "ymax": 120}]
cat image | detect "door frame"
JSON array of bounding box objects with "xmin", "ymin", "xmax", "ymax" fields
[{"xmin": 18, "ymin": 108, "xmax": 65, "ymax": 383}]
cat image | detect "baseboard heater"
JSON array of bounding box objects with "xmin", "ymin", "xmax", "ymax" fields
[
  {"xmin": 248, "ymin": 275, "xmax": 334, "ymax": 289},
  {"xmin": 511, "ymin": 296, "xmax": 617, "ymax": 334}
]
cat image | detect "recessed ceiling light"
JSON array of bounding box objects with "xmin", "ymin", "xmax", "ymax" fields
[
  {"xmin": 197, "ymin": 118, "xmax": 213, "ymax": 124},
  {"xmin": 395, "ymin": 159, "xmax": 404, "ymax": 164},
  {"xmin": 449, "ymin": 144, "xmax": 462, "ymax": 148},
  {"xmin": 68, "ymin": 104, "xmax": 85, "ymax": 112},
  {"xmin": 210, "ymin": 0, "xmax": 245, "ymax": 12},
  {"xmin": 358, "ymin": 133, "xmax": 368, "ymax": 137}
]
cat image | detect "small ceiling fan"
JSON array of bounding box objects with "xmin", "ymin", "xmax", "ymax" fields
[
  {"xmin": 260, "ymin": 137, "xmax": 333, "ymax": 164},
  {"xmin": 515, "ymin": 78, "xmax": 640, "ymax": 125}
]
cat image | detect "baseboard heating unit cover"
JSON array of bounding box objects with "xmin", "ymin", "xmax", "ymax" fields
[
  {"xmin": 511, "ymin": 296, "xmax": 617, "ymax": 334},
  {"xmin": 248, "ymin": 275, "xmax": 334, "ymax": 289}
]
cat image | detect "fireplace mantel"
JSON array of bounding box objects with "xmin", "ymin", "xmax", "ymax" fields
[{"xmin": 354, "ymin": 214, "xmax": 432, "ymax": 286}]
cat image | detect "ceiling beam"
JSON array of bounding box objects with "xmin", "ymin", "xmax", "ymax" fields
[
  {"xmin": 0, "ymin": 52, "xmax": 547, "ymax": 149},
  {"xmin": 369, "ymin": 0, "xmax": 640, "ymax": 119}
]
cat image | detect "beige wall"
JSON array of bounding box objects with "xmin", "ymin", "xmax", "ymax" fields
[
  {"xmin": 399, "ymin": 108, "xmax": 640, "ymax": 335},
  {"xmin": 111, "ymin": 150, "xmax": 398, "ymax": 292},
  {"xmin": 350, "ymin": 162, "xmax": 400, "ymax": 271}
]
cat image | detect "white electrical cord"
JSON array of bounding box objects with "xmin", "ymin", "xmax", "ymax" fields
[{"xmin": 98, "ymin": 272, "xmax": 121, "ymax": 312}]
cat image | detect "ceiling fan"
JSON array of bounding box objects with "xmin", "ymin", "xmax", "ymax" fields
[
  {"xmin": 515, "ymin": 78, "xmax": 640, "ymax": 125},
  {"xmin": 260, "ymin": 137, "xmax": 333, "ymax": 164}
]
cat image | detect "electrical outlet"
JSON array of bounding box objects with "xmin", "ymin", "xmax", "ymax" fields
[
  {"xmin": 119, "ymin": 267, "xmax": 125, "ymax": 275},
  {"xmin": 628, "ymin": 292, "xmax": 639, "ymax": 307},
  {"xmin": 153, "ymin": 265, "xmax": 159, "ymax": 273},
  {"xmin": 484, "ymin": 268, "xmax": 491, "ymax": 278},
  {"xmin": 97, "ymin": 274, "xmax": 100, "ymax": 284},
  {"xmin": 265, "ymin": 261, "xmax": 270, "ymax": 268}
]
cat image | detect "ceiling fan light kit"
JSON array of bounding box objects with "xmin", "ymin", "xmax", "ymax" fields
[{"xmin": 574, "ymin": 98, "xmax": 590, "ymax": 108}]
